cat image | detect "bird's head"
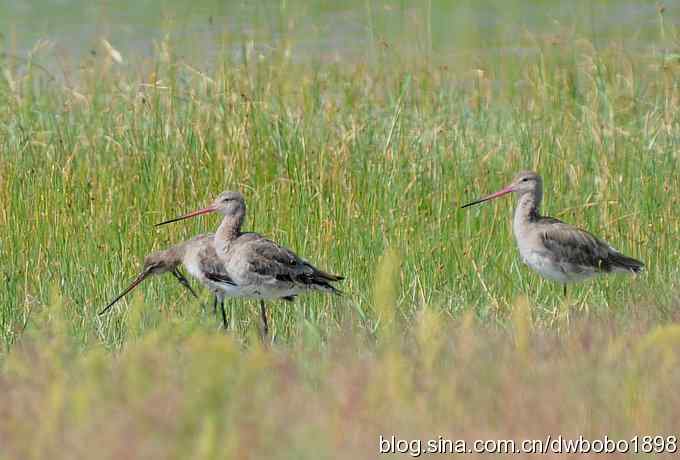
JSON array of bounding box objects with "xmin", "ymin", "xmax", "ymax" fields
[{"xmin": 461, "ymin": 171, "xmax": 542, "ymax": 208}]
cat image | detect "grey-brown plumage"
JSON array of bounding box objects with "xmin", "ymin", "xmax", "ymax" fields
[
  {"xmin": 462, "ymin": 171, "xmax": 644, "ymax": 295},
  {"xmin": 156, "ymin": 191, "xmax": 344, "ymax": 336},
  {"xmin": 100, "ymin": 234, "xmax": 236, "ymax": 328}
]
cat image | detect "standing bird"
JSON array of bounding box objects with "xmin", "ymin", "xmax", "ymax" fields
[
  {"xmin": 461, "ymin": 171, "xmax": 644, "ymax": 296},
  {"xmin": 155, "ymin": 191, "xmax": 344, "ymax": 337},
  {"xmin": 100, "ymin": 234, "xmax": 237, "ymax": 329}
]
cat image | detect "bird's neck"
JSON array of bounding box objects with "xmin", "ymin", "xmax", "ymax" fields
[
  {"xmin": 513, "ymin": 192, "xmax": 541, "ymax": 236},
  {"xmin": 162, "ymin": 244, "xmax": 185, "ymax": 268},
  {"xmin": 215, "ymin": 213, "xmax": 244, "ymax": 254}
]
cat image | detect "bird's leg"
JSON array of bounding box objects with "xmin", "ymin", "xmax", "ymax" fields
[
  {"xmin": 171, "ymin": 269, "xmax": 198, "ymax": 299},
  {"xmin": 213, "ymin": 296, "xmax": 218, "ymax": 314},
  {"xmin": 260, "ymin": 301, "xmax": 269, "ymax": 338},
  {"xmin": 559, "ymin": 283, "xmax": 573, "ymax": 330},
  {"xmin": 219, "ymin": 298, "xmax": 228, "ymax": 330}
]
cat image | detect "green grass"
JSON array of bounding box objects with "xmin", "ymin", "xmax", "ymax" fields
[{"xmin": 1, "ymin": 1, "xmax": 680, "ymax": 458}]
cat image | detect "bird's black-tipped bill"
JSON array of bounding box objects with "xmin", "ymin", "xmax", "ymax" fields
[
  {"xmin": 155, "ymin": 205, "xmax": 218, "ymax": 227},
  {"xmin": 461, "ymin": 186, "xmax": 514, "ymax": 209},
  {"xmin": 99, "ymin": 268, "xmax": 152, "ymax": 316}
]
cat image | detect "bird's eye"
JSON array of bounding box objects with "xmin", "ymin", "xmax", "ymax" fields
[{"xmin": 522, "ymin": 178, "xmax": 529, "ymax": 182}]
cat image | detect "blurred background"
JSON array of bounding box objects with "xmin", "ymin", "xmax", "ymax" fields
[{"xmin": 2, "ymin": 0, "xmax": 678, "ymax": 77}]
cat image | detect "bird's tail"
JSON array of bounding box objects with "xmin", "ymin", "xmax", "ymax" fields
[
  {"xmin": 308, "ymin": 269, "xmax": 345, "ymax": 295},
  {"xmin": 611, "ymin": 253, "xmax": 645, "ymax": 274},
  {"xmin": 314, "ymin": 269, "xmax": 345, "ymax": 283}
]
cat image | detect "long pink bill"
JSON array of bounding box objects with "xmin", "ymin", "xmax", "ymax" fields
[
  {"xmin": 461, "ymin": 186, "xmax": 514, "ymax": 209},
  {"xmin": 155, "ymin": 205, "xmax": 217, "ymax": 227},
  {"xmin": 99, "ymin": 268, "xmax": 152, "ymax": 316}
]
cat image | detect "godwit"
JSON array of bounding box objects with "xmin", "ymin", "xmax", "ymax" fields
[
  {"xmin": 100, "ymin": 234, "xmax": 237, "ymax": 329},
  {"xmin": 155, "ymin": 191, "xmax": 344, "ymax": 337},
  {"xmin": 461, "ymin": 171, "xmax": 644, "ymax": 295}
]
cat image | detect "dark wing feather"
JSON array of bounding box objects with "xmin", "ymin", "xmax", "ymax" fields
[
  {"xmin": 255, "ymin": 239, "xmax": 299, "ymax": 267},
  {"xmin": 198, "ymin": 242, "xmax": 237, "ymax": 286},
  {"xmin": 539, "ymin": 220, "xmax": 614, "ymax": 272},
  {"xmin": 248, "ymin": 237, "xmax": 344, "ymax": 292},
  {"xmin": 249, "ymin": 238, "xmax": 301, "ymax": 275},
  {"xmin": 204, "ymin": 271, "xmax": 236, "ymax": 286}
]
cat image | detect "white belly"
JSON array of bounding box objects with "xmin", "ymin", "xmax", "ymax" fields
[
  {"xmin": 229, "ymin": 279, "xmax": 304, "ymax": 300},
  {"xmin": 518, "ymin": 245, "xmax": 596, "ymax": 284},
  {"xmin": 520, "ymin": 248, "xmax": 570, "ymax": 283},
  {"xmin": 184, "ymin": 255, "xmax": 205, "ymax": 285}
]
